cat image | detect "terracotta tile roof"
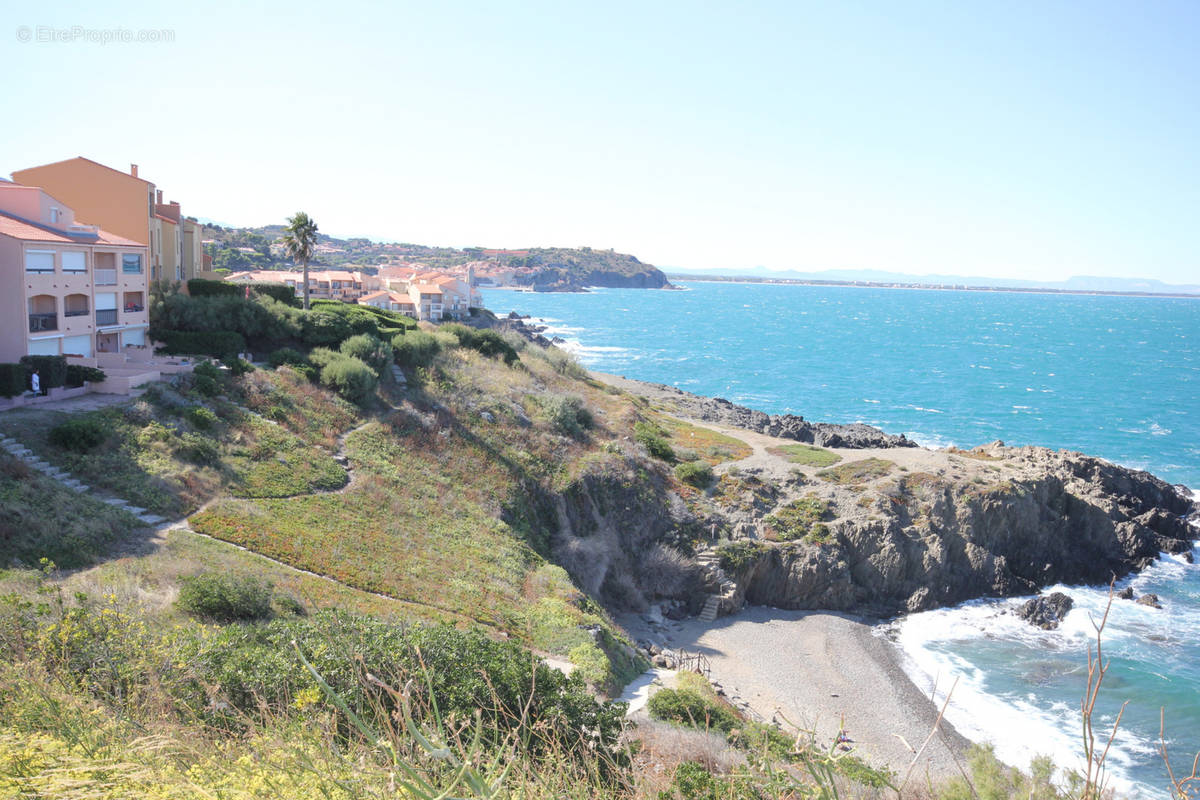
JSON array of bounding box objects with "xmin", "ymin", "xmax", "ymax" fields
[
  {"xmin": 359, "ymin": 290, "xmax": 392, "ymax": 301},
  {"xmin": 14, "ymin": 156, "xmax": 152, "ymax": 185},
  {"xmin": 0, "ymin": 211, "xmax": 143, "ymax": 246}
]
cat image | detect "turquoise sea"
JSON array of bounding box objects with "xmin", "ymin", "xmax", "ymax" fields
[{"xmin": 482, "ymin": 281, "xmax": 1200, "ymax": 798}]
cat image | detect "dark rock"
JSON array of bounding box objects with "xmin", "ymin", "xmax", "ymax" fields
[
  {"xmin": 1016, "ymin": 593, "xmax": 1075, "ymax": 629},
  {"xmin": 1117, "ymin": 587, "xmax": 1135, "ymax": 600},
  {"xmin": 1136, "ymin": 593, "xmax": 1162, "ymax": 609}
]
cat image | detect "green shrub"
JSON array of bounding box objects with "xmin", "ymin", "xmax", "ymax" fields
[
  {"xmin": 0, "ymin": 363, "xmax": 27, "ymax": 397},
  {"xmin": 635, "ymin": 421, "xmax": 676, "ymax": 462},
  {"xmin": 674, "ymin": 460, "xmax": 714, "ymax": 488},
  {"xmin": 715, "ymin": 540, "xmax": 768, "ymax": 573},
  {"xmin": 154, "ymin": 330, "xmax": 246, "ymax": 358},
  {"xmin": 299, "ymin": 312, "xmax": 353, "ymax": 347},
  {"xmin": 48, "ymin": 416, "xmax": 109, "ymax": 453},
  {"xmin": 543, "ymin": 395, "xmax": 593, "ymax": 438},
  {"xmin": 176, "ymin": 572, "xmax": 274, "ymax": 622},
  {"xmin": 392, "ymin": 330, "xmax": 440, "ymax": 368},
  {"xmin": 441, "ymin": 323, "xmax": 519, "ymax": 365},
  {"xmin": 221, "ymin": 356, "xmax": 254, "ymax": 376},
  {"xmin": 64, "ymin": 364, "xmax": 107, "ymax": 387},
  {"xmin": 311, "ymin": 349, "xmax": 377, "ymax": 404},
  {"xmin": 176, "ymin": 432, "xmax": 220, "ymax": 465},
  {"xmin": 267, "ymin": 347, "xmax": 309, "ymax": 369},
  {"xmin": 648, "ymin": 686, "xmax": 741, "ymax": 734},
  {"xmin": 19, "ymin": 355, "xmax": 67, "ymax": 389},
  {"xmin": 339, "ymin": 333, "xmax": 393, "ymax": 376},
  {"xmin": 191, "ymin": 361, "xmax": 224, "ymax": 397},
  {"xmin": 185, "ymin": 406, "xmax": 220, "ymax": 431}
]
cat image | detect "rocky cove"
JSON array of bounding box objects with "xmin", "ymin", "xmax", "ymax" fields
[{"xmin": 548, "ymin": 373, "xmax": 1199, "ymax": 622}]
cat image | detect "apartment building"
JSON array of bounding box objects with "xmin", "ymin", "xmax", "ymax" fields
[
  {"xmin": 224, "ymin": 269, "xmax": 368, "ymax": 302},
  {"xmin": 11, "ymin": 157, "xmax": 191, "ymax": 283},
  {"xmin": 182, "ymin": 218, "xmax": 204, "ymax": 281},
  {"xmin": 0, "ymin": 183, "xmax": 150, "ymax": 363}
]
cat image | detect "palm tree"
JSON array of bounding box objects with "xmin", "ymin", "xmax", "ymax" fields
[{"xmin": 282, "ymin": 212, "xmax": 319, "ymax": 310}]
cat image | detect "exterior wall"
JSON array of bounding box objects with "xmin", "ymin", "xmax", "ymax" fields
[
  {"xmin": 2, "ymin": 238, "xmax": 148, "ymax": 362},
  {"xmin": 0, "ymin": 236, "xmax": 24, "ymax": 362},
  {"xmin": 182, "ymin": 219, "xmax": 203, "ymax": 281},
  {"xmin": 12, "ymin": 159, "xmax": 154, "ymax": 246},
  {"xmin": 159, "ymin": 218, "xmax": 183, "ymax": 281}
]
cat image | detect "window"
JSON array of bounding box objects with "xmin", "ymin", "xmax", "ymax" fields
[
  {"xmin": 25, "ymin": 250, "xmax": 55, "ymax": 273},
  {"xmin": 63, "ymin": 335, "xmax": 92, "ymax": 358},
  {"xmin": 27, "ymin": 339, "xmax": 60, "ymax": 356},
  {"xmin": 50, "ymin": 208, "xmax": 59, "ymax": 223},
  {"xmin": 63, "ymin": 251, "xmax": 86, "ymax": 273},
  {"xmin": 122, "ymin": 253, "xmax": 142, "ymax": 274}
]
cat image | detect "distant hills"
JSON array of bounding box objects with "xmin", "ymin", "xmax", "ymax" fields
[
  {"xmin": 665, "ymin": 267, "xmax": 1200, "ymax": 296},
  {"xmin": 199, "ymin": 223, "xmax": 672, "ymax": 291}
]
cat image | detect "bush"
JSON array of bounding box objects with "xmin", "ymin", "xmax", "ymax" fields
[
  {"xmin": 19, "ymin": 355, "xmax": 67, "ymax": 390},
  {"xmin": 176, "ymin": 572, "xmax": 274, "ymax": 622},
  {"xmin": 267, "ymin": 347, "xmax": 309, "ymax": 369},
  {"xmin": 543, "ymin": 395, "xmax": 593, "ymax": 438},
  {"xmin": 715, "ymin": 540, "xmax": 768, "ymax": 573},
  {"xmin": 674, "ymin": 460, "xmax": 714, "ymax": 489},
  {"xmin": 48, "ymin": 416, "xmax": 109, "ymax": 453},
  {"xmin": 154, "ymin": 330, "xmax": 246, "ymax": 358},
  {"xmin": 648, "ymin": 686, "xmax": 741, "ymax": 734},
  {"xmin": 176, "ymin": 432, "xmax": 220, "ymax": 465},
  {"xmin": 311, "ymin": 349, "xmax": 377, "ymax": 405},
  {"xmin": 392, "ymin": 330, "xmax": 440, "ymax": 368},
  {"xmin": 0, "ymin": 363, "xmax": 27, "ymax": 397},
  {"xmin": 339, "ymin": 333, "xmax": 393, "ymax": 376},
  {"xmin": 191, "ymin": 361, "xmax": 224, "ymax": 397},
  {"xmin": 221, "ymin": 356, "xmax": 254, "ymax": 376},
  {"xmin": 64, "ymin": 364, "xmax": 107, "ymax": 387},
  {"xmin": 185, "ymin": 406, "xmax": 219, "ymax": 430},
  {"xmin": 634, "ymin": 421, "xmax": 676, "ymax": 462},
  {"xmin": 299, "ymin": 312, "xmax": 353, "ymax": 347},
  {"xmin": 441, "ymin": 323, "xmax": 519, "ymax": 365}
]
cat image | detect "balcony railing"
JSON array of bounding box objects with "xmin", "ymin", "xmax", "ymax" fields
[
  {"xmin": 64, "ymin": 309, "xmax": 90, "ymax": 317},
  {"xmin": 124, "ymin": 304, "xmax": 145, "ymax": 313},
  {"xmin": 96, "ymin": 269, "xmax": 117, "ymax": 285},
  {"xmin": 96, "ymin": 309, "xmax": 118, "ymax": 325},
  {"xmin": 29, "ymin": 313, "xmax": 57, "ymax": 332}
]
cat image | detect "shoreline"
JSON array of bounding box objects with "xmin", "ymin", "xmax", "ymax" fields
[{"xmin": 620, "ymin": 606, "xmax": 973, "ymax": 783}]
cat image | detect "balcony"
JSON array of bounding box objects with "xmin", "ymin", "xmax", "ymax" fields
[
  {"xmin": 96, "ymin": 269, "xmax": 118, "ymax": 285},
  {"xmin": 96, "ymin": 309, "xmax": 118, "ymax": 325},
  {"xmin": 29, "ymin": 313, "xmax": 58, "ymax": 332}
]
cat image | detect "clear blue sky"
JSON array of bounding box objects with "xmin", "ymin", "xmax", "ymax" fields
[{"xmin": 4, "ymin": 0, "xmax": 1198, "ymax": 282}]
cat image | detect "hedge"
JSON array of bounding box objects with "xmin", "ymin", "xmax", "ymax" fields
[
  {"xmin": 65, "ymin": 364, "xmax": 107, "ymax": 387},
  {"xmin": 19, "ymin": 355, "xmax": 67, "ymax": 390},
  {"xmin": 0, "ymin": 364, "xmax": 26, "ymax": 397},
  {"xmin": 154, "ymin": 330, "xmax": 246, "ymax": 358},
  {"xmin": 188, "ymin": 278, "xmax": 301, "ymax": 307}
]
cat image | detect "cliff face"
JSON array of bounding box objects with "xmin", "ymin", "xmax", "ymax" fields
[{"xmin": 731, "ymin": 446, "xmax": 1196, "ymax": 616}]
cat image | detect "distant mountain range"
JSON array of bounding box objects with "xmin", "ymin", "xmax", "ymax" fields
[{"xmin": 664, "ymin": 267, "xmax": 1200, "ymax": 296}]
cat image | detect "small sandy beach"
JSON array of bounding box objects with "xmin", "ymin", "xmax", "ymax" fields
[{"xmin": 622, "ymin": 606, "xmax": 973, "ymax": 784}]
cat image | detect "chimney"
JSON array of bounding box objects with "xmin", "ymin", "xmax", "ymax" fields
[
  {"xmin": 156, "ymin": 189, "xmax": 163, "ymax": 204},
  {"xmin": 131, "ymin": 164, "xmax": 138, "ymax": 177}
]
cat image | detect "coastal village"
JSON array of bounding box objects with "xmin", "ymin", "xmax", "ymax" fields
[{"xmin": 0, "ymin": 156, "xmax": 491, "ymax": 399}]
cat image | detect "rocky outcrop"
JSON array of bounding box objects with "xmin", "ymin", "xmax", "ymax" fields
[
  {"xmin": 621, "ymin": 383, "xmax": 916, "ymax": 449},
  {"xmin": 718, "ymin": 447, "xmax": 1197, "ymax": 617},
  {"xmin": 1016, "ymin": 593, "xmax": 1075, "ymax": 629},
  {"xmin": 528, "ymin": 268, "xmax": 672, "ymax": 292},
  {"xmin": 1136, "ymin": 593, "xmax": 1163, "ymax": 609}
]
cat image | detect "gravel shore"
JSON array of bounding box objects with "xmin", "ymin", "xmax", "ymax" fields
[{"xmin": 622, "ymin": 606, "xmax": 973, "ymax": 785}]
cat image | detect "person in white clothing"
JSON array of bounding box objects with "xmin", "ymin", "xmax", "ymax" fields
[{"xmin": 30, "ymin": 369, "xmax": 40, "ymax": 396}]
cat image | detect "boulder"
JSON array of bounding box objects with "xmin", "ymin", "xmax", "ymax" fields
[
  {"xmin": 1136, "ymin": 593, "xmax": 1162, "ymax": 609},
  {"xmin": 1016, "ymin": 592, "xmax": 1075, "ymax": 629},
  {"xmin": 1117, "ymin": 587, "xmax": 1134, "ymax": 600}
]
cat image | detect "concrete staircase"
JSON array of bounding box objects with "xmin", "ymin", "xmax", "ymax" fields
[
  {"xmin": 695, "ymin": 546, "xmax": 740, "ymax": 622},
  {"xmin": 0, "ymin": 434, "xmax": 167, "ymax": 526}
]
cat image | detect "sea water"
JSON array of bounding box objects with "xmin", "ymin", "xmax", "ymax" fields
[{"xmin": 482, "ymin": 282, "xmax": 1200, "ymax": 797}]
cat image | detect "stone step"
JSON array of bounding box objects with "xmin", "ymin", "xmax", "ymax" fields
[
  {"xmin": 698, "ymin": 595, "xmax": 722, "ymax": 623},
  {"xmin": 102, "ymin": 498, "xmax": 130, "ymax": 507},
  {"xmin": 137, "ymin": 514, "xmax": 167, "ymax": 525}
]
